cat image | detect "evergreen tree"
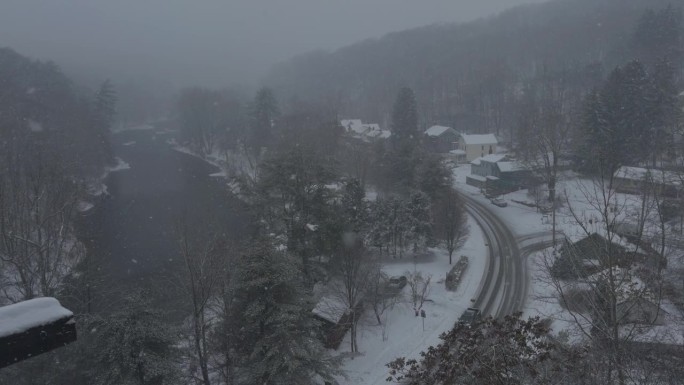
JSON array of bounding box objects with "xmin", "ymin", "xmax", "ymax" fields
[
  {"xmin": 249, "ymin": 87, "xmax": 279, "ymax": 154},
  {"xmin": 340, "ymin": 178, "xmax": 368, "ymax": 233},
  {"xmin": 416, "ymin": 153, "xmax": 452, "ymax": 199},
  {"xmin": 633, "ymin": 5, "xmax": 683, "ymax": 68},
  {"xmin": 234, "ymin": 243, "xmax": 339, "ymax": 385},
  {"xmin": 390, "ymin": 87, "xmax": 419, "ymax": 147},
  {"xmin": 650, "ymin": 58, "xmax": 680, "ymax": 164},
  {"xmin": 92, "ymin": 79, "xmax": 116, "ymax": 165},
  {"xmin": 406, "ymin": 191, "xmax": 433, "ymax": 251},
  {"xmin": 87, "ymin": 295, "xmax": 181, "ymax": 385},
  {"xmin": 579, "ymin": 61, "xmax": 654, "ymax": 175},
  {"xmin": 387, "ymin": 314, "xmax": 560, "ymax": 385},
  {"xmin": 253, "ymin": 145, "xmax": 337, "ymax": 280},
  {"xmin": 94, "ymin": 79, "xmax": 117, "ymax": 128}
]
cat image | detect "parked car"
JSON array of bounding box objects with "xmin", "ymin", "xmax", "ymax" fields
[
  {"xmin": 490, "ymin": 197, "xmax": 508, "ymax": 207},
  {"xmin": 386, "ymin": 275, "xmax": 407, "ymax": 291},
  {"xmin": 538, "ymin": 202, "xmax": 553, "ymax": 214},
  {"xmin": 458, "ymin": 308, "xmax": 482, "ymax": 325}
]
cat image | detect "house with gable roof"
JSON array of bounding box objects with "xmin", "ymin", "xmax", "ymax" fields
[
  {"xmin": 457, "ymin": 133, "xmax": 498, "ymax": 162},
  {"xmin": 424, "ymin": 125, "xmax": 460, "ymax": 153},
  {"xmin": 466, "ymin": 154, "xmax": 534, "ymax": 195}
]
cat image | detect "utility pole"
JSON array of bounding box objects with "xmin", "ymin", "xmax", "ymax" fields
[{"xmin": 552, "ymin": 199, "xmax": 556, "ymax": 247}]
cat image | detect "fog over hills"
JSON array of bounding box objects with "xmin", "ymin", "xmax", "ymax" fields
[{"xmin": 0, "ymin": 0, "xmax": 544, "ymax": 88}]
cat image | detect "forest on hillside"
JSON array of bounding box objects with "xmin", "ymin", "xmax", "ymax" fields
[{"xmin": 265, "ymin": 0, "xmax": 680, "ymax": 141}]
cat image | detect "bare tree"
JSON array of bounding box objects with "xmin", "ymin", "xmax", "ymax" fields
[
  {"xmin": 331, "ymin": 233, "xmax": 374, "ymax": 353},
  {"xmin": 366, "ymin": 266, "xmax": 401, "ymax": 326},
  {"xmin": 176, "ymin": 220, "xmax": 229, "ymax": 385},
  {"xmin": 517, "ymin": 70, "xmax": 580, "ymax": 245},
  {"xmin": 406, "ymin": 271, "xmax": 432, "ymax": 315},
  {"xmin": 433, "ymin": 189, "xmax": 469, "ymax": 264},
  {"xmin": 0, "ymin": 157, "xmax": 83, "ymax": 303},
  {"xmin": 537, "ymin": 171, "xmax": 671, "ymax": 385}
]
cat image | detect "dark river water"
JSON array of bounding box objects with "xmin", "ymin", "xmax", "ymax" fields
[{"xmin": 75, "ymin": 129, "xmax": 249, "ymax": 315}]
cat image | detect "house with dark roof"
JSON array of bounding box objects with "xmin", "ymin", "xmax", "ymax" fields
[
  {"xmin": 424, "ymin": 125, "xmax": 460, "ymax": 153},
  {"xmin": 466, "ymin": 154, "xmax": 534, "ymax": 195},
  {"xmin": 550, "ymin": 233, "xmax": 663, "ymax": 280},
  {"xmin": 312, "ymin": 295, "xmax": 363, "ymax": 349}
]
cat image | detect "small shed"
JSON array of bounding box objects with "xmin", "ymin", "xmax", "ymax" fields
[{"xmin": 312, "ymin": 296, "xmax": 363, "ymax": 349}]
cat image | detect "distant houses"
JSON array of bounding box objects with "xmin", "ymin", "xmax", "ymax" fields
[{"xmin": 340, "ymin": 119, "xmax": 391, "ymax": 142}]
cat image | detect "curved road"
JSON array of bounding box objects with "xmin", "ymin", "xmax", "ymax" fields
[{"xmin": 460, "ymin": 192, "xmax": 560, "ymax": 319}]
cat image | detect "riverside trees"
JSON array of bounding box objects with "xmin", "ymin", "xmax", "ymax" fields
[{"xmin": 0, "ymin": 48, "xmax": 114, "ymax": 304}]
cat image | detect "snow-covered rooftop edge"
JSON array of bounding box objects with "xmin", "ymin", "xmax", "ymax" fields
[{"xmin": 0, "ymin": 297, "xmax": 73, "ymax": 338}]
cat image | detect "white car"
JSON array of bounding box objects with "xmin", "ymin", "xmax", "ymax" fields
[{"xmin": 490, "ymin": 197, "xmax": 508, "ymax": 207}]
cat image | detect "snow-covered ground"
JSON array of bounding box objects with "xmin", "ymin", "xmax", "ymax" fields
[
  {"xmin": 111, "ymin": 123, "xmax": 155, "ymax": 133},
  {"xmin": 167, "ymin": 140, "xmax": 256, "ymax": 182},
  {"xmin": 336, "ymin": 216, "xmax": 487, "ymax": 385},
  {"xmin": 453, "ymin": 165, "xmax": 663, "ymax": 243},
  {"xmin": 80, "ymin": 157, "xmax": 131, "ymax": 212}
]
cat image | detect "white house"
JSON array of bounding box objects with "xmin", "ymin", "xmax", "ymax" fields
[{"xmin": 457, "ymin": 134, "xmax": 498, "ymax": 162}]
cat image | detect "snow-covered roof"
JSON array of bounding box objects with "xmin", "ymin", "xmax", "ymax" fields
[
  {"xmin": 424, "ymin": 125, "xmax": 454, "ymax": 137},
  {"xmin": 340, "ymin": 119, "xmax": 365, "ymax": 134},
  {"xmin": 340, "ymin": 119, "xmax": 390, "ymax": 141},
  {"xmin": 614, "ymin": 166, "xmax": 681, "ymax": 186},
  {"xmin": 312, "ymin": 296, "xmax": 348, "ymax": 324},
  {"xmin": 449, "ymin": 149, "xmax": 466, "ymax": 155},
  {"xmin": 620, "ymin": 324, "xmax": 684, "ymax": 345},
  {"xmin": 497, "ymin": 161, "xmax": 525, "ymax": 173},
  {"xmin": 467, "ymin": 174, "xmax": 487, "ymax": 182},
  {"xmin": 471, "ymin": 154, "xmax": 508, "ymax": 165},
  {"xmin": 0, "ymin": 297, "xmax": 73, "ymax": 338},
  {"xmin": 461, "ymin": 133, "xmax": 498, "ymax": 146}
]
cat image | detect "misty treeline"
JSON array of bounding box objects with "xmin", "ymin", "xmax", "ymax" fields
[
  {"xmin": 264, "ymin": 0, "xmax": 678, "ymax": 140},
  {"xmin": 0, "ymin": 47, "xmax": 115, "ymax": 304}
]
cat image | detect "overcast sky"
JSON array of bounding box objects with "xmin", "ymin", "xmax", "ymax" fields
[{"xmin": 0, "ymin": 0, "xmax": 545, "ymax": 87}]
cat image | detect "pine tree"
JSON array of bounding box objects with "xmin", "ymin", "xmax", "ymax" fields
[
  {"xmin": 633, "ymin": 5, "xmax": 683, "ymax": 68},
  {"xmin": 340, "ymin": 178, "xmax": 367, "ymax": 233},
  {"xmin": 90, "ymin": 79, "xmax": 116, "ymax": 166},
  {"xmin": 406, "ymin": 191, "xmax": 432, "ymax": 252},
  {"xmin": 234, "ymin": 243, "xmax": 339, "ymax": 385},
  {"xmin": 390, "ymin": 87, "xmax": 419, "ymax": 147},
  {"xmin": 253, "ymin": 145, "xmax": 337, "ymax": 279},
  {"xmin": 87, "ymin": 295, "xmax": 181, "ymax": 385},
  {"xmin": 579, "ymin": 61, "xmax": 654, "ymax": 175},
  {"xmin": 249, "ymin": 87, "xmax": 279, "ymax": 154}
]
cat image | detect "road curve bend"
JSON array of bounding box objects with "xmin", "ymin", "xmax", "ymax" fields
[{"xmin": 459, "ymin": 193, "xmax": 525, "ymax": 318}]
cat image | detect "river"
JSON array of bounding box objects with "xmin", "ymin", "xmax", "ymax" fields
[{"xmin": 75, "ymin": 128, "xmax": 249, "ymax": 316}]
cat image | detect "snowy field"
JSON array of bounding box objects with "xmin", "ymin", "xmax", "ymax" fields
[{"xmin": 336, "ymin": 216, "xmax": 487, "ymax": 385}]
